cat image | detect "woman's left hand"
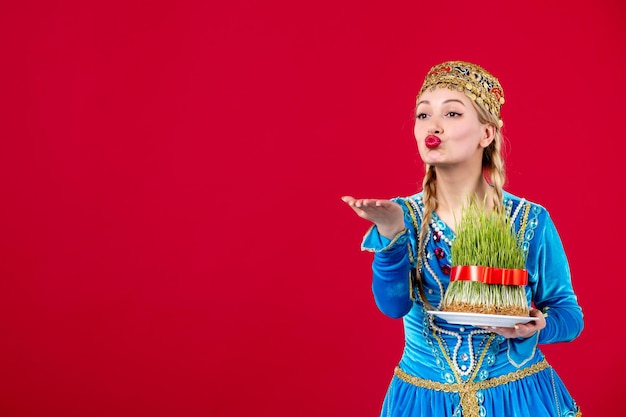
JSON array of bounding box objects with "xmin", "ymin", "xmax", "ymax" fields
[{"xmin": 487, "ymin": 308, "xmax": 546, "ymax": 339}]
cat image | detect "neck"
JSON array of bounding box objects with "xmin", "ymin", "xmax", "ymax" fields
[{"xmin": 431, "ymin": 168, "xmax": 494, "ymax": 229}]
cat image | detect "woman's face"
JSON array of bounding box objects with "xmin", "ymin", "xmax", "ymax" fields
[{"xmin": 414, "ymin": 87, "xmax": 494, "ymax": 168}]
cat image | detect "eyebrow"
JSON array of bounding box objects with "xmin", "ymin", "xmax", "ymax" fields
[{"xmin": 416, "ymin": 99, "xmax": 466, "ymax": 107}]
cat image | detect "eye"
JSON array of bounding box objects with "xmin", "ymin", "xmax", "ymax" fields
[
  {"xmin": 416, "ymin": 113, "xmax": 429, "ymax": 120},
  {"xmin": 446, "ymin": 111, "xmax": 462, "ymax": 117}
]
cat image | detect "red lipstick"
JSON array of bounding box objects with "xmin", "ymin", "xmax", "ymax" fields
[{"xmin": 425, "ymin": 135, "xmax": 441, "ymax": 149}]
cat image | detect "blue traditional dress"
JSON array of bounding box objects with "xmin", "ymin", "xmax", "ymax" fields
[{"xmin": 362, "ymin": 191, "xmax": 583, "ymax": 417}]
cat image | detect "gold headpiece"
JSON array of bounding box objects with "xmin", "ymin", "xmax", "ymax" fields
[{"xmin": 419, "ymin": 61, "xmax": 505, "ymax": 127}]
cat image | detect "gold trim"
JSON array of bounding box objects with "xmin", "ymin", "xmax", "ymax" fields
[
  {"xmin": 394, "ymin": 361, "xmax": 549, "ymax": 417},
  {"xmin": 404, "ymin": 200, "xmax": 420, "ymax": 302},
  {"xmin": 403, "ymin": 199, "xmax": 419, "ymax": 266},
  {"xmin": 516, "ymin": 202, "xmax": 531, "ymax": 247},
  {"xmin": 419, "ymin": 61, "xmax": 505, "ymax": 126},
  {"xmin": 360, "ymin": 226, "xmax": 407, "ymax": 253}
]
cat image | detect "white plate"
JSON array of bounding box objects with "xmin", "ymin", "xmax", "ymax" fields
[{"xmin": 427, "ymin": 310, "xmax": 539, "ymax": 328}]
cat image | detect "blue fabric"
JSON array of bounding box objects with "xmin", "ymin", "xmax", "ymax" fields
[{"xmin": 361, "ymin": 191, "xmax": 583, "ymax": 417}]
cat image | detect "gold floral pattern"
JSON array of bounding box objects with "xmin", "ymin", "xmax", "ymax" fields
[
  {"xmin": 394, "ymin": 360, "xmax": 551, "ymax": 417},
  {"xmin": 419, "ymin": 61, "xmax": 505, "ymax": 127}
]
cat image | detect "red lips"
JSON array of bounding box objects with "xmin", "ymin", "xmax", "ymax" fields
[{"xmin": 425, "ymin": 135, "xmax": 442, "ymax": 149}]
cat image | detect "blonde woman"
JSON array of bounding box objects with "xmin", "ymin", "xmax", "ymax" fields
[{"xmin": 343, "ymin": 61, "xmax": 583, "ymax": 417}]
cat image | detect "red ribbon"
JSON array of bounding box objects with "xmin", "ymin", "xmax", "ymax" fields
[{"xmin": 450, "ymin": 265, "xmax": 528, "ymax": 286}]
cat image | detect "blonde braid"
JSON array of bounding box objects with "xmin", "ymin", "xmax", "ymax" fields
[
  {"xmin": 474, "ymin": 103, "xmax": 506, "ymax": 212},
  {"xmin": 416, "ymin": 165, "xmax": 437, "ymax": 309},
  {"xmin": 485, "ymin": 134, "xmax": 506, "ymax": 212}
]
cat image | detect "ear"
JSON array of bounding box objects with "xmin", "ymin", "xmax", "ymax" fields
[{"xmin": 479, "ymin": 124, "xmax": 496, "ymax": 148}]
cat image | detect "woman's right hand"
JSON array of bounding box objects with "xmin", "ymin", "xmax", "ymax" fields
[{"xmin": 341, "ymin": 196, "xmax": 405, "ymax": 239}]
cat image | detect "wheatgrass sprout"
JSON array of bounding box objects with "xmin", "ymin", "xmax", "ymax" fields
[{"xmin": 442, "ymin": 199, "xmax": 529, "ymax": 316}]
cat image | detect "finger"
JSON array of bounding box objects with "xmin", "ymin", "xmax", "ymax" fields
[
  {"xmin": 358, "ymin": 199, "xmax": 393, "ymax": 208},
  {"xmin": 341, "ymin": 196, "xmax": 356, "ymax": 205},
  {"xmin": 357, "ymin": 199, "xmax": 385, "ymax": 208},
  {"xmin": 360, "ymin": 199, "xmax": 379, "ymax": 207},
  {"xmin": 342, "ymin": 197, "xmax": 392, "ymax": 208},
  {"xmin": 373, "ymin": 199, "xmax": 393, "ymax": 207},
  {"xmin": 343, "ymin": 196, "xmax": 370, "ymax": 208},
  {"xmin": 341, "ymin": 197, "xmax": 370, "ymax": 217}
]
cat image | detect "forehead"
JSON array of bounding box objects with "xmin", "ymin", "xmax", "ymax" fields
[{"xmin": 417, "ymin": 87, "xmax": 470, "ymax": 106}]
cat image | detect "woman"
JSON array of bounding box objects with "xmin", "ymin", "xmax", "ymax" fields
[{"xmin": 342, "ymin": 61, "xmax": 583, "ymax": 417}]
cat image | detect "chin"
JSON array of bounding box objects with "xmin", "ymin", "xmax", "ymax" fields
[{"xmin": 423, "ymin": 157, "xmax": 443, "ymax": 165}]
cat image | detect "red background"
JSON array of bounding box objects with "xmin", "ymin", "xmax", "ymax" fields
[{"xmin": 1, "ymin": 1, "xmax": 624, "ymax": 416}]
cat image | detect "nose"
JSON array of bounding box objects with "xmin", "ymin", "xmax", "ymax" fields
[{"xmin": 427, "ymin": 117, "xmax": 443, "ymax": 135}]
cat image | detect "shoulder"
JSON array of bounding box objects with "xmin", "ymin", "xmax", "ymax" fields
[
  {"xmin": 503, "ymin": 190, "xmax": 556, "ymax": 241},
  {"xmin": 392, "ymin": 192, "xmax": 424, "ymax": 206},
  {"xmin": 391, "ymin": 192, "xmax": 425, "ymax": 228},
  {"xmin": 392, "ymin": 192, "xmax": 424, "ymax": 214},
  {"xmin": 503, "ymin": 190, "xmax": 549, "ymax": 217}
]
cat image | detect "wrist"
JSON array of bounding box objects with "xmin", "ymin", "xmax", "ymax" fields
[{"xmin": 378, "ymin": 225, "xmax": 406, "ymax": 240}]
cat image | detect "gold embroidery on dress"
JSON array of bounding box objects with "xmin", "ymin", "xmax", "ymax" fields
[
  {"xmin": 404, "ymin": 200, "xmax": 420, "ymax": 302},
  {"xmin": 516, "ymin": 202, "xmax": 531, "ymax": 247},
  {"xmin": 394, "ymin": 359, "xmax": 549, "ymax": 417}
]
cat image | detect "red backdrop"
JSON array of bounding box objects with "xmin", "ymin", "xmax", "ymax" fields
[{"xmin": 1, "ymin": 1, "xmax": 624, "ymax": 416}]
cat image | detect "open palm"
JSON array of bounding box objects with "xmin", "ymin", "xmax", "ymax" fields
[{"xmin": 342, "ymin": 196, "xmax": 405, "ymax": 239}]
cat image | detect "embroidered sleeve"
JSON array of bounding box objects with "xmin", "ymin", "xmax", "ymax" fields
[
  {"xmin": 526, "ymin": 209, "xmax": 584, "ymax": 344},
  {"xmin": 360, "ymin": 197, "xmax": 418, "ymax": 318},
  {"xmin": 361, "ymin": 226, "xmax": 409, "ymax": 253}
]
